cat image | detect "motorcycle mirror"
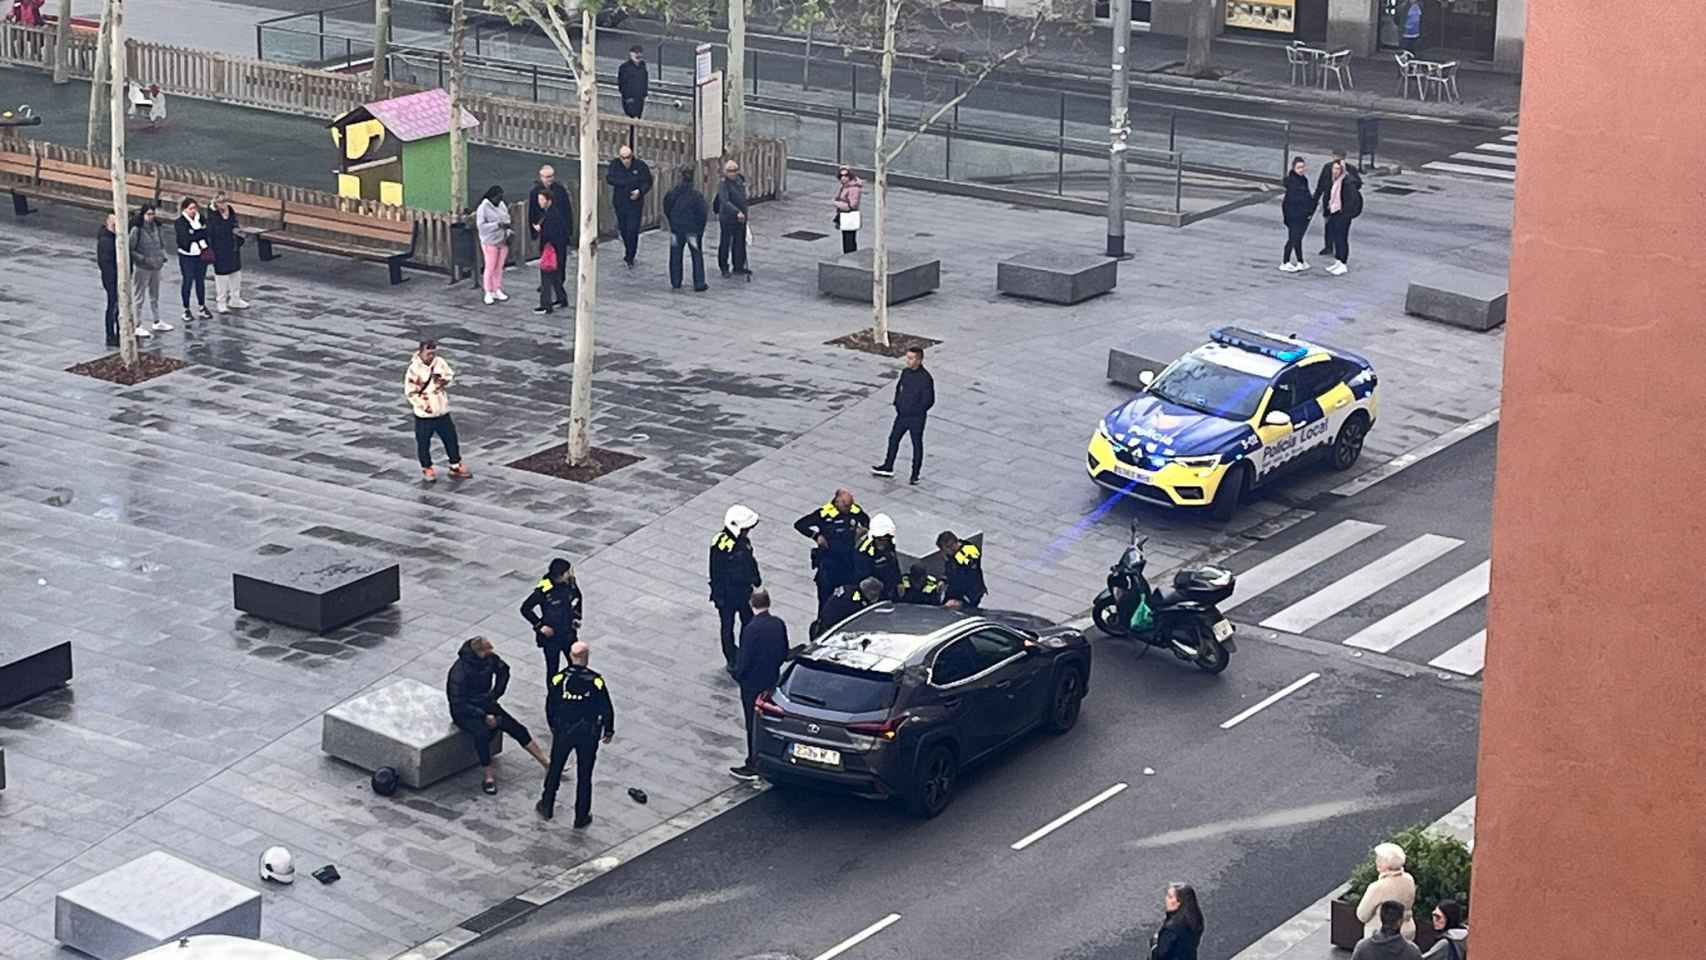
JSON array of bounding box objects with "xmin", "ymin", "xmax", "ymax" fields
[{"xmin": 1139, "ymin": 537, "xmax": 1149, "ymax": 549}]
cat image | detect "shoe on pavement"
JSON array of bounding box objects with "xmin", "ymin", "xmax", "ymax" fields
[
  {"xmin": 135, "ymin": 325, "xmax": 153, "ymax": 339},
  {"xmin": 534, "ymin": 799, "xmax": 553, "ymax": 820},
  {"xmin": 870, "ymin": 465, "xmax": 895, "ymax": 478},
  {"xmin": 182, "ymin": 309, "xmax": 195, "ymax": 323},
  {"xmin": 1327, "ymin": 261, "xmax": 1348, "ymax": 275},
  {"xmin": 448, "ymin": 463, "xmax": 473, "ymax": 480},
  {"xmin": 693, "ymin": 285, "xmax": 709, "ymax": 292},
  {"xmin": 909, "ymin": 476, "xmax": 920, "ymax": 486},
  {"xmin": 533, "ymin": 305, "xmax": 550, "ymax": 314},
  {"xmin": 151, "ymin": 320, "xmax": 174, "ymax": 332},
  {"xmin": 1278, "ymin": 263, "xmax": 1297, "ymax": 273},
  {"xmin": 422, "ymin": 467, "xmax": 438, "ymax": 482},
  {"xmin": 1295, "ymin": 261, "xmax": 1310, "ymax": 272},
  {"xmin": 493, "ymin": 290, "xmax": 509, "ymax": 301},
  {"xmin": 484, "ymin": 292, "xmax": 495, "ymax": 305},
  {"xmin": 728, "ymin": 766, "xmax": 760, "ymax": 782},
  {"xmin": 572, "ymin": 815, "xmax": 592, "ymax": 829},
  {"xmin": 214, "ymin": 303, "xmax": 228, "ymax": 314},
  {"xmin": 105, "ymin": 336, "xmax": 120, "ymax": 348},
  {"xmin": 198, "ymin": 306, "xmax": 213, "ymax": 319},
  {"xmin": 482, "ymin": 778, "xmax": 497, "ymax": 795},
  {"xmin": 230, "ymin": 299, "xmax": 251, "ymax": 310}
]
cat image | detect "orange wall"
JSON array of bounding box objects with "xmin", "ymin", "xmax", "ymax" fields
[{"xmin": 1475, "ymin": 0, "xmax": 1706, "ymax": 953}]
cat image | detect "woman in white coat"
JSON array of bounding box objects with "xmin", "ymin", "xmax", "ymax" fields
[{"xmin": 1356, "ymin": 842, "xmax": 1417, "ymax": 941}]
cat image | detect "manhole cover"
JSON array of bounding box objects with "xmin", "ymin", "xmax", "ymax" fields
[
  {"xmin": 783, "ymin": 230, "xmax": 828, "ymax": 241},
  {"xmin": 1374, "ymin": 185, "xmax": 1417, "ymax": 195}
]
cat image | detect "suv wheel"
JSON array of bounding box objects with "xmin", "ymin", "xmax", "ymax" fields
[
  {"xmin": 906, "ymin": 744, "xmax": 958, "ymax": 818},
  {"xmin": 1329, "ymin": 413, "xmax": 1369, "ymax": 471},
  {"xmin": 1045, "ymin": 667, "xmax": 1085, "ymax": 734},
  {"xmin": 1209, "ymin": 462, "xmax": 1249, "ymax": 522}
]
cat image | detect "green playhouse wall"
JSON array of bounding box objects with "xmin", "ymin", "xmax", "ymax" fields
[{"xmin": 400, "ymin": 135, "xmax": 454, "ymax": 213}]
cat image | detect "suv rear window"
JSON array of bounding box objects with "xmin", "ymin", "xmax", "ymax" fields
[{"xmin": 781, "ymin": 662, "xmax": 897, "ymax": 714}]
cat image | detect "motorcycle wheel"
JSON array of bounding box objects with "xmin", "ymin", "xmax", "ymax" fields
[
  {"xmin": 1091, "ymin": 596, "xmax": 1124, "ymax": 636},
  {"xmin": 1195, "ymin": 635, "xmax": 1231, "ymax": 675}
]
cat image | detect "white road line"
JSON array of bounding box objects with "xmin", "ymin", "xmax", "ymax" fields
[
  {"xmin": 1500, "ymin": 133, "xmax": 1519, "ymax": 142},
  {"xmin": 1332, "ymin": 408, "xmax": 1500, "ymax": 497},
  {"xmin": 1500, "ymin": 125, "xmax": 1519, "ymax": 131},
  {"xmin": 1344, "ymin": 560, "xmax": 1491, "ymax": 653},
  {"xmin": 1262, "ymin": 534, "xmax": 1463, "ymax": 634},
  {"xmin": 1420, "ymin": 161, "xmax": 1517, "ymax": 181},
  {"xmin": 1220, "ymin": 672, "xmax": 1321, "ymax": 730},
  {"xmin": 1222, "ymin": 520, "xmax": 1385, "ymax": 612},
  {"xmin": 1430, "ymin": 630, "xmax": 1487, "ymax": 675},
  {"xmin": 813, "ymin": 914, "xmax": 902, "ymax": 960},
  {"xmin": 1450, "ymin": 151, "xmax": 1518, "ymax": 167},
  {"xmin": 1476, "ymin": 142, "xmax": 1518, "ymax": 154},
  {"xmin": 1010, "ymin": 783, "xmax": 1130, "ymax": 851}
]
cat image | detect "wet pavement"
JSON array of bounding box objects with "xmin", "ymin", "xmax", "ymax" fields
[{"xmin": 0, "ymin": 151, "xmax": 1508, "ymax": 957}]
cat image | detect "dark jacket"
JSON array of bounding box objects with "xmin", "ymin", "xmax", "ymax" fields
[
  {"xmin": 815, "ymin": 584, "xmax": 878, "ymax": 636},
  {"xmin": 546, "ymin": 664, "xmax": 616, "ymax": 739},
  {"xmin": 617, "ymin": 59, "xmax": 649, "ymax": 107},
  {"xmin": 520, "ymin": 576, "xmax": 582, "ymax": 645},
  {"xmin": 173, "ymin": 214, "xmax": 208, "ymax": 257},
  {"xmin": 893, "ymin": 365, "xmax": 935, "ymax": 419},
  {"xmin": 1282, "ymin": 171, "xmax": 1316, "ymax": 225},
  {"xmin": 734, "ymin": 611, "xmax": 789, "ymax": 693},
  {"xmin": 794, "ymin": 500, "xmax": 868, "ymax": 586},
  {"xmin": 713, "ymin": 174, "xmax": 749, "ymax": 225},
  {"xmin": 1151, "ymin": 915, "xmax": 1203, "ymax": 960},
  {"xmin": 1419, "ymin": 929, "xmax": 1467, "ymax": 960},
  {"xmin": 899, "ymin": 570, "xmax": 944, "ymax": 605},
  {"xmin": 96, "ymin": 224, "xmax": 118, "ymax": 287},
  {"xmin": 445, "ymin": 641, "xmax": 511, "ymax": 728},
  {"xmin": 207, "ymin": 207, "xmax": 243, "ymax": 275},
  {"xmin": 606, "ymin": 157, "xmax": 654, "ymax": 212},
  {"xmin": 663, "ymin": 181, "xmax": 709, "ymax": 235},
  {"xmin": 708, "ymin": 530, "xmax": 761, "ymax": 606},
  {"xmin": 1311, "ymin": 164, "xmax": 1336, "ymax": 213},
  {"xmin": 528, "ymin": 180, "xmax": 573, "ymax": 235},
  {"xmin": 1338, "ymin": 166, "xmax": 1365, "ymax": 219},
  {"xmin": 854, "ymin": 536, "xmax": 902, "ymax": 601},
  {"xmin": 943, "ymin": 542, "xmax": 987, "ymax": 609},
  {"xmin": 537, "ymin": 203, "xmax": 570, "ymax": 262},
  {"xmin": 1350, "ymin": 931, "xmax": 1423, "ymax": 960}
]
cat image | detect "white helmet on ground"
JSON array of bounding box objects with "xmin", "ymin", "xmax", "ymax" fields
[
  {"xmin": 723, "ymin": 504, "xmax": 759, "ymax": 536},
  {"xmin": 259, "ymin": 846, "xmax": 295, "ymax": 884},
  {"xmin": 868, "ymin": 513, "xmax": 896, "ymax": 539}
]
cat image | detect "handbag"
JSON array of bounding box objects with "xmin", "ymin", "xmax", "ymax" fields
[
  {"xmin": 539, "ymin": 243, "xmax": 559, "ymax": 272},
  {"xmin": 199, "ymin": 247, "xmax": 214, "ymax": 264},
  {"xmin": 838, "ymin": 210, "xmax": 861, "ymax": 232}
]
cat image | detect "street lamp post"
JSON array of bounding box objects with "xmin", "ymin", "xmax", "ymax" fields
[{"xmin": 1106, "ymin": 0, "xmax": 1132, "ymax": 258}]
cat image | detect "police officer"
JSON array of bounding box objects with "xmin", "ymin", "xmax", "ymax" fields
[
  {"xmin": 855, "ymin": 513, "xmax": 902, "ymax": 601},
  {"xmin": 709, "ymin": 505, "xmax": 762, "ymax": 674},
  {"xmin": 812, "ymin": 576, "xmax": 886, "ymax": 638},
  {"xmin": 794, "ymin": 488, "xmax": 868, "ymax": 617},
  {"xmin": 520, "ymin": 557, "xmax": 582, "ymax": 677},
  {"xmin": 937, "ymin": 530, "xmax": 987, "ymax": 609},
  {"xmin": 537, "ymin": 641, "xmax": 615, "ymax": 827},
  {"xmin": 898, "ymin": 563, "xmax": 944, "ymax": 605}
]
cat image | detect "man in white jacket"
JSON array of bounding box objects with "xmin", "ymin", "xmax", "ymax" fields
[{"xmin": 404, "ymin": 339, "xmax": 472, "ymax": 482}]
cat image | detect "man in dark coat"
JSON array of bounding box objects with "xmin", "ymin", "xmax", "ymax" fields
[
  {"xmin": 445, "ymin": 636, "xmax": 549, "ymax": 794},
  {"xmin": 794, "ymin": 488, "xmax": 868, "ymax": 622},
  {"xmin": 537, "ymin": 641, "xmax": 616, "ymax": 827},
  {"xmin": 709, "ymin": 504, "xmax": 762, "ymax": 673},
  {"xmin": 713, "ymin": 159, "xmax": 750, "ymax": 278},
  {"xmin": 520, "ymin": 557, "xmax": 583, "ymax": 677},
  {"xmin": 606, "ymin": 145, "xmax": 654, "ymax": 268},
  {"xmin": 728, "ymin": 588, "xmax": 789, "ymax": 781},
  {"xmin": 96, "ymin": 213, "xmax": 120, "ymax": 347},
  {"xmin": 937, "ymin": 531, "xmax": 987, "ymax": 610},
  {"xmin": 1312, "ymin": 149, "xmax": 1346, "ymax": 256},
  {"xmin": 812, "ymin": 576, "xmax": 884, "ymax": 640},
  {"xmin": 870, "ymin": 345, "xmax": 935, "ymax": 485},
  {"xmin": 662, "ymin": 166, "xmax": 709, "ymax": 292},
  {"xmin": 527, "ymin": 164, "xmax": 574, "ymax": 270},
  {"xmin": 617, "ymin": 45, "xmax": 649, "ymax": 120}
]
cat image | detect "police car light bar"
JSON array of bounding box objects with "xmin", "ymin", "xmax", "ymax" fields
[{"xmin": 1210, "ymin": 326, "xmax": 1309, "ymax": 362}]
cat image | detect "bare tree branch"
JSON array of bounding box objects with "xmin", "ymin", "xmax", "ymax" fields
[{"xmin": 883, "ymin": 9, "xmax": 1045, "ymax": 163}]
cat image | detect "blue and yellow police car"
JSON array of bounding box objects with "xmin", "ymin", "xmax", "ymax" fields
[{"xmin": 1087, "ymin": 327, "xmax": 1378, "ymax": 519}]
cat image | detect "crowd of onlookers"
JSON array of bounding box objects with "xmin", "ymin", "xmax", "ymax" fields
[{"xmin": 94, "ymin": 193, "xmax": 253, "ymax": 347}]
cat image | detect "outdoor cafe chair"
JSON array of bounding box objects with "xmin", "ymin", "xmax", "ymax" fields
[{"xmin": 1321, "ymin": 49, "xmax": 1355, "ymax": 92}]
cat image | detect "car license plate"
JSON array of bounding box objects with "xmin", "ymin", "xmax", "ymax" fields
[
  {"xmin": 1212, "ymin": 619, "xmax": 1235, "ymax": 641},
  {"xmin": 1112, "ymin": 462, "xmax": 1150, "ymax": 482},
  {"xmin": 789, "ymin": 742, "xmax": 842, "ymax": 767}
]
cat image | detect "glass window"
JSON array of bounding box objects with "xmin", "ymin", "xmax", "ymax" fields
[
  {"xmin": 781, "ymin": 663, "xmax": 896, "ymax": 714},
  {"xmin": 1227, "ymin": 1, "xmax": 1296, "ymax": 34},
  {"xmin": 1148, "ymin": 356, "xmax": 1272, "ymax": 421},
  {"xmin": 931, "ymin": 638, "xmax": 982, "ymax": 686},
  {"xmin": 1265, "ymin": 369, "xmax": 1299, "ymax": 416},
  {"xmin": 966, "ymin": 629, "xmax": 1025, "ymax": 665},
  {"xmin": 1292, "ymin": 361, "xmax": 1343, "ymax": 400}
]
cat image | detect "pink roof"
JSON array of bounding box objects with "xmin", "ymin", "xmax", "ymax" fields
[{"xmin": 361, "ymin": 89, "xmax": 479, "ymax": 142}]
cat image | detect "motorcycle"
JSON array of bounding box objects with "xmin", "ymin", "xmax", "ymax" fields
[{"xmin": 1091, "ymin": 522, "xmax": 1238, "ymax": 674}]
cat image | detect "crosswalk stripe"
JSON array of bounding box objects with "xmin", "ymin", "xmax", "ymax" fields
[
  {"xmin": 1221, "ymin": 520, "xmax": 1385, "ymax": 613},
  {"xmin": 1500, "ymin": 133, "xmax": 1519, "ymax": 142},
  {"xmin": 1476, "ymin": 143, "xmax": 1518, "ymax": 154},
  {"xmin": 1261, "ymin": 534, "xmax": 1464, "ymax": 634},
  {"xmin": 1450, "ymin": 152, "xmax": 1518, "ymax": 167},
  {"xmin": 1421, "ymin": 161, "xmax": 1516, "ymax": 181},
  {"xmin": 1344, "ymin": 560, "xmax": 1491, "ymax": 653},
  {"xmin": 1430, "ymin": 630, "xmax": 1486, "ymax": 675},
  {"xmin": 1499, "ymin": 125, "xmax": 1518, "ymax": 131}
]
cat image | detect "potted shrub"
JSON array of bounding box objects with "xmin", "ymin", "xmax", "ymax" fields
[{"xmin": 1331, "ymin": 824, "xmax": 1472, "ymax": 951}]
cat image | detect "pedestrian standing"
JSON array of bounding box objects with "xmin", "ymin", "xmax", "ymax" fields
[
  {"xmin": 128, "ymin": 204, "xmax": 173, "ymax": 333},
  {"xmin": 1356, "ymin": 843, "xmax": 1417, "ymax": 940},
  {"xmin": 1149, "ymin": 882, "xmax": 1205, "ymax": 960},
  {"xmin": 445, "ymin": 636, "xmax": 551, "ymax": 796},
  {"xmin": 1418, "ymin": 901, "xmax": 1468, "ymax": 960},
  {"xmin": 1401, "ymin": 0, "xmax": 1423, "ymax": 55},
  {"xmin": 537, "ymin": 641, "xmax": 615, "ymax": 828},
  {"xmin": 521, "ymin": 557, "xmax": 583, "ymax": 678},
  {"xmin": 727, "ymin": 587, "xmax": 788, "ymax": 782},
  {"xmin": 533, "ymin": 189, "xmax": 569, "ymax": 315},
  {"xmin": 474, "ymin": 185, "xmax": 512, "ymax": 305},
  {"xmin": 1323, "ymin": 157, "xmax": 1364, "ymax": 276},
  {"xmin": 528, "ymin": 164, "xmax": 573, "ymax": 297},
  {"xmin": 403, "ymin": 338, "xmax": 472, "ymax": 482},
  {"xmin": 870, "ymin": 345, "xmax": 935, "ymax": 485},
  {"xmin": 832, "ymin": 166, "xmax": 863, "ymax": 254},
  {"xmin": 794, "ymin": 489, "xmax": 868, "ymax": 624},
  {"xmin": 662, "ymin": 166, "xmax": 709, "ymax": 292},
  {"xmin": 1352, "ymin": 902, "xmax": 1423, "ymax": 960},
  {"xmin": 714, "ymin": 159, "xmax": 750, "ymax": 280},
  {"xmin": 709, "ymin": 505, "xmax": 762, "ymax": 674},
  {"xmin": 617, "ymin": 45, "xmax": 649, "ymax": 120},
  {"xmin": 207, "ymin": 193, "xmax": 250, "ymax": 313},
  {"xmin": 174, "ymin": 196, "xmax": 212, "ymax": 322},
  {"xmin": 1312, "ymin": 149, "xmax": 1345, "ymax": 257},
  {"xmin": 606, "ymin": 144, "xmax": 653, "ymax": 268},
  {"xmin": 1280, "ymin": 156, "xmax": 1316, "ymax": 273},
  {"xmin": 96, "ymin": 213, "xmax": 122, "ymax": 348}
]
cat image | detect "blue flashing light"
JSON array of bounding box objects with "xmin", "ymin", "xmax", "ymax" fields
[{"xmin": 1210, "ymin": 326, "xmax": 1309, "ymax": 363}]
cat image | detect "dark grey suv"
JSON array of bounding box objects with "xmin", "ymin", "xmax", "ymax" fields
[{"xmin": 752, "ymin": 603, "xmax": 1092, "ymax": 818}]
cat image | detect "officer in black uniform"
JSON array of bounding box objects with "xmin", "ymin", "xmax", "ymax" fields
[
  {"xmin": 709, "ymin": 504, "xmax": 762, "ymax": 674},
  {"xmin": 537, "ymin": 641, "xmax": 616, "ymax": 828},
  {"xmin": 520, "ymin": 557, "xmax": 583, "ymax": 677},
  {"xmin": 812, "ymin": 576, "xmax": 886, "ymax": 638},
  {"xmin": 854, "ymin": 512, "xmax": 903, "ymax": 601},
  {"xmin": 898, "ymin": 563, "xmax": 944, "ymax": 605},
  {"xmin": 794, "ymin": 488, "xmax": 868, "ymax": 619},
  {"xmin": 937, "ymin": 530, "xmax": 987, "ymax": 609}
]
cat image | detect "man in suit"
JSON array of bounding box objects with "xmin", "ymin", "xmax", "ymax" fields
[{"xmin": 728, "ymin": 588, "xmax": 789, "ymax": 781}]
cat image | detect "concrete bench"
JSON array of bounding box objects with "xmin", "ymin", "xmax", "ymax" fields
[
  {"xmin": 233, "ymin": 545, "xmax": 399, "ymax": 634},
  {"xmin": 55, "ymin": 851, "xmax": 261, "ymax": 960},
  {"xmin": 1405, "ymin": 267, "xmax": 1508, "ymax": 331},
  {"xmin": 997, "ymin": 251, "xmax": 1118, "ymax": 304},
  {"xmin": 1106, "ymin": 349, "xmax": 1169, "ymax": 391},
  {"xmin": 322, "ymin": 678, "xmax": 500, "ymax": 789},
  {"xmin": 0, "ymin": 637, "xmax": 72, "ymax": 709},
  {"xmin": 897, "ymin": 531, "xmax": 984, "ymax": 581},
  {"xmin": 818, "ymin": 249, "xmax": 940, "ymax": 304}
]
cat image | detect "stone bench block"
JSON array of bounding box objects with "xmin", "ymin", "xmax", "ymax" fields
[
  {"xmin": 323, "ymin": 678, "xmax": 499, "ymax": 789},
  {"xmin": 0, "ymin": 638, "xmax": 72, "ymax": 709},
  {"xmin": 1405, "ymin": 267, "xmax": 1508, "ymax": 331},
  {"xmin": 818, "ymin": 249, "xmax": 940, "ymax": 304},
  {"xmin": 897, "ymin": 531, "xmax": 984, "ymax": 581},
  {"xmin": 1106, "ymin": 349, "xmax": 1169, "ymax": 390},
  {"xmin": 54, "ymin": 851, "xmax": 261, "ymax": 960},
  {"xmin": 233, "ymin": 545, "xmax": 399, "ymax": 633},
  {"xmin": 997, "ymin": 251, "xmax": 1118, "ymax": 304}
]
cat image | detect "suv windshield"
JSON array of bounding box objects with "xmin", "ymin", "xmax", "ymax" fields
[
  {"xmin": 780, "ymin": 662, "xmax": 897, "ymax": 714},
  {"xmin": 1147, "ymin": 355, "xmax": 1270, "ymax": 421}
]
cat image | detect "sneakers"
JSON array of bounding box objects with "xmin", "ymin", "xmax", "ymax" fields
[
  {"xmin": 533, "ymin": 305, "xmax": 550, "ymax": 314},
  {"xmin": 483, "ymin": 292, "xmax": 495, "ymax": 305},
  {"xmin": 105, "ymin": 336, "xmax": 120, "ymax": 348},
  {"xmin": 198, "ymin": 306, "xmax": 213, "ymax": 319},
  {"xmin": 229, "ymin": 299, "xmax": 251, "ymax": 310},
  {"xmin": 448, "ymin": 463, "xmax": 473, "ymax": 480},
  {"xmin": 534, "ymin": 799, "xmax": 553, "ymax": 821},
  {"xmin": 493, "ymin": 290, "xmax": 509, "ymax": 302},
  {"xmin": 728, "ymin": 765, "xmax": 760, "ymax": 782},
  {"xmin": 1295, "ymin": 261, "xmax": 1311, "ymax": 272},
  {"xmin": 422, "ymin": 467, "xmax": 438, "ymax": 482},
  {"xmin": 693, "ymin": 285, "xmax": 708, "ymax": 292},
  {"xmin": 135, "ymin": 325, "xmax": 153, "ymax": 339},
  {"xmin": 151, "ymin": 319, "xmax": 174, "ymax": 332},
  {"xmin": 1279, "ymin": 262, "xmax": 1297, "ymax": 273},
  {"xmin": 870, "ymin": 464, "xmax": 896, "ymax": 478},
  {"xmin": 182, "ymin": 309, "xmax": 194, "ymax": 323},
  {"xmin": 1326, "ymin": 261, "xmax": 1349, "ymax": 276},
  {"xmin": 214, "ymin": 302, "xmax": 228, "ymax": 314},
  {"xmin": 909, "ymin": 476, "xmax": 920, "ymax": 486}
]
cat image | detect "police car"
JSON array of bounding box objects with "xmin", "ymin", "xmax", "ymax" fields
[{"xmin": 1086, "ymin": 327, "xmax": 1378, "ymax": 519}]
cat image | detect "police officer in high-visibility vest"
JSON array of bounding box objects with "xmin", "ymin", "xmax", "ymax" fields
[
  {"xmin": 520, "ymin": 557, "xmax": 583, "ymax": 677},
  {"xmin": 793, "ymin": 488, "xmax": 868, "ymax": 616},
  {"xmin": 708, "ymin": 505, "xmax": 762, "ymax": 674},
  {"xmin": 813, "ymin": 577, "xmax": 886, "ymax": 638},
  {"xmin": 537, "ymin": 641, "xmax": 615, "ymax": 827},
  {"xmin": 898, "ymin": 563, "xmax": 944, "ymax": 605},
  {"xmin": 854, "ymin": 513, "xmax": 902, "ymax": 601},
  {"xmin": 937, "ymin": 530, "xmax": 986, "ymax": 610}
]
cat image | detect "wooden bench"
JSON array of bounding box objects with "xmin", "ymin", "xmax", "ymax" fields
[
  {"xmin": 258, "ymin": 201, "xmax": 421, "ymax": 285},
  {"xmin": 4, "ymin": 149, "xmax": 161, "ymax": 217}
]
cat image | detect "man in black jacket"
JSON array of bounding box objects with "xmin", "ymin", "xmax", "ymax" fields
[
  {"xmin": 528, "ymin": 164, "xmax": 574, "ymax": 298},
  {"xmin": 96, "ymin": 213, "xmax": 120, "ymax": 347},
  {"xmin": 1312, "ymin": 149, "xmax": 1346, "ymax": 256},
  {"xmin": 617, "ymin": 45, "xmax": 648, "ymax": 120},
  {"xmin": 520, "ymin": 557, "xmax": 583, "ymax": 677},
  {"xmin": 871, "ymin": 345, "xmax": 935, "ymax": 484},
  {"xmin": 537, "ymin": 641, "xmax": 616, "ymax": 827},
  {"xmin": 606, "ymin": 145, "xmax": 654, "ymax": 268},
  {"xmin": 794, "ymin": 489, "xmax": 868, "ymax": 620},
  {"xmin": 728, "ymin": 588, "xmax": 789, "ymax": 781},
  {"xmin": 713, "ymin": 160, "xmax": 750, "ymax": 278},
  {"xmin": 662, "ymin": 166, "xmax": 709, "ymax": 292},
  {"xmin": 709, "ymin": 504, "xmax": 762, "ymax": 674},
  {"xmin": 446, "ymin": 636, "xmax": 549, "ymax": 795}
]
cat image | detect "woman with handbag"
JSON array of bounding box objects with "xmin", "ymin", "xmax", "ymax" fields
[
  {"xmin": 173, "ymin": 196, "xmax": 212, "ymax": 322},
  {"xmin": 533, "ymin": 189, "xmax": 569, "ymax": 315},
  {"xmin": 833, "ymin": 166, "xmax": 863, "ymax": 254},
  {"xmin": 475, "ymin": 185, "xmax": 513, "ymax": 305},
  {"xmin": 207, "ymin": 192, "xmax": 250, "ymax": 313}
]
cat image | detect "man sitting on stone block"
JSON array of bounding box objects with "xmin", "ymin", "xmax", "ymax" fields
[{"xmin": 446, "ymin": 636, "xmax": 549, "ymax": 795}]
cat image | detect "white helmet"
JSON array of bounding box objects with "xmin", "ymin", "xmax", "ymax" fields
[
  {"xmin": 868, "ymin": 513, "xmax": 896, "ymax": 539},
  {"xmin": 723, "ymin": 504, "xmax": 759, "ymax": 536},
  {"xmin": 259, "ymin": 846, "xmax": 295, "ymax": 885}
]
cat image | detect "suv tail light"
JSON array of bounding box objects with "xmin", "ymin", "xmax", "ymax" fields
[
  {"xmin": 754, "ymin": 690, "xmax": 785, "ymax": 718},
  {"xmin": 847, "ymin": 714, "xmax": 908, "ymax": 740}
]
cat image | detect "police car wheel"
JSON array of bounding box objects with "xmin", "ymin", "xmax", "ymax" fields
[
  {"xmin": 1329, "ymin": 414, "xmax": 1369, "ymax": 472},
  {"xmin": 1209, "ymin": 463, "xmax": 1249, "ymax": 522}
]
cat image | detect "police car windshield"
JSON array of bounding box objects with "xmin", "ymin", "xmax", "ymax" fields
[{"xmin": 1148, "ymin": 356, "xmax": 1269, "ymax": 420}]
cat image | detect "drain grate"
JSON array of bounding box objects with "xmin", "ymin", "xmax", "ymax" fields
[
  {"xmin": 460, "ymin": 897, "xmax": 534, "ymax": 934},
  {"xmin": 1374, "ymin": 185, "xmax": 1417, "ymax": 195},
  {"xmin": 783, "ymin": 230, "xmax": 829, "ymax": 241}
]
